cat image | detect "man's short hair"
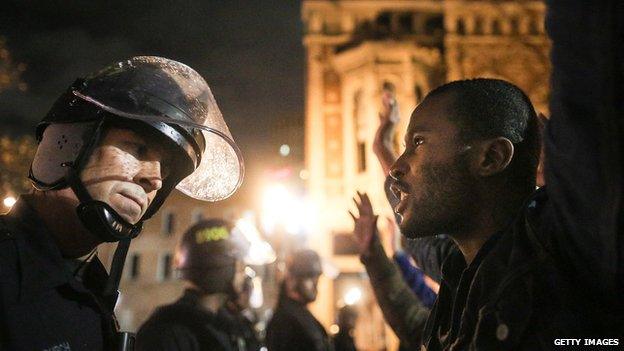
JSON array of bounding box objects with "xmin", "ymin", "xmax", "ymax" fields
[{"xmin": 428, "ymin": 78, "xmax": 541, "ymax": 195}]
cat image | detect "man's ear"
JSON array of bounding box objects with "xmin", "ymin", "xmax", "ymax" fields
[{"xmin": 472, "ymin": 137, "xmax": 514, "ymax": 177}]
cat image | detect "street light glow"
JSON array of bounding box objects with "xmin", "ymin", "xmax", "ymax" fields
[
  {"xmin": 249, "ymin": 276, "xmax": 264, "ymax": 309},
  {"xmin": 3, "ymin": 196, "xmax": 16, "ymax": 208},
  {"xmin": 234, "ymin": 218, "xmax": 276, "ymax": 265},
  {"xmin": 261, "ymin": 184, "xmax": 313, "ymax": 236},
  {"xmin": 279, "ymin": 144, "xmax": 291, "ymax": 157},
  {"xmin": 344, "ymin": 287, "xmax": 362, "ymax": 306}
]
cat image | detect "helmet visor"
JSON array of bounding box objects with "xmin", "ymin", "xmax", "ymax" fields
[{"xmin": 72, "ymin": 56, "xmax": 243, "ymax": 201}]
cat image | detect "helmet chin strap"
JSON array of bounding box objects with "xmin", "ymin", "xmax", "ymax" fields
[
  {"xmin": 61, "ymin": 119, "xmax": 144, "ymax": 311},
  {"xmin": 62, "ymin": 118, "xmax": 143, "ymax": 243}
]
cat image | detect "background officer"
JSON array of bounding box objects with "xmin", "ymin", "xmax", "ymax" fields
[
  {"xmin": 266, "ymin": 249, "xmax": 333, "ymax": 351},
  {"xmin": 136, "ymin": 218, "xmax": 252, "ymax": 351}
]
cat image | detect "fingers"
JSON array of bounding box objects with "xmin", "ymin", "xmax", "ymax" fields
[
  {"xmin": 360, "ymin": 192, "xmax": 372, "ymax": 211},
  {"xmin": 351, "ymin": 191, "xmax": 376, "ymax": 219},
  {"xmin": 348, "ymin": 210, "xmax": 356, "ymax": 221}
]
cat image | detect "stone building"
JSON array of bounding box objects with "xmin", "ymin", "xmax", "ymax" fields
[{"xmin": 302, "ymin": 1, "xmax": 550, "ymax": 350}]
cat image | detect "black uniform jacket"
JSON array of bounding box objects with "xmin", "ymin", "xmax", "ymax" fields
[
  {"xmin": 0, "ymin": 198, "xmax": 118, "ymax": 350},
  {"xmin": 266, "ymin": 296, "xmax": 333, "ymax": 351},
  {"xmin": 220, "ymin": 304, "xmax": 263, "ymax": 351},
  {"xmin": 136, "ymin": 289, "xmax": 243, "ymax": 351}
]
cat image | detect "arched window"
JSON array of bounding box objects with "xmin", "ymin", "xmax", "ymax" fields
[
  {"xmin": 353, "ymin": 89, "xmax": 367, "ymax": 173},
  {"xmin": 474, "ymin": 16, "xmax": 484, "ymax": 35},
  {"xmin": 529, "ymin": 17, "xmax": 540, "ymax": 34},
  {"xmin": 129, "ymin": 254, "xmax": 141, "ymax": 280},
  {"xmin": 399, "ymin": 13, "xmax": 413, "ymax": 33},
  {"xmin": 425, "ymin": 15, "xmax": 443, "ymax": 35},
  {"xmin": 162, "ymin": 211, "xmax": 175, "ymax": 236},
  {"xmin": 157, "ymin": 253, "xmax": 173, "ymax": 281},
  {"xmin": 456, "ymin": 18, "xmax": 466, "ymax": 35},
  {"xmin": 492, "ymin": 19, "xmax": 502, "ymax": 35},
  {"xmin": 510, "ymin": 17, "xmax": 519, "ymax": 35}
]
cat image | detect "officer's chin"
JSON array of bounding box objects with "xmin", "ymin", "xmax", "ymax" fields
[{"xmin": 110, "ymin": 204, "xmax": 142, "ymax": 225}]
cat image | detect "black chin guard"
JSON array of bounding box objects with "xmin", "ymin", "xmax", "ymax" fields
[{"xmin": 76, "ymin": 201, "xmax": 143, "ymax": 242}]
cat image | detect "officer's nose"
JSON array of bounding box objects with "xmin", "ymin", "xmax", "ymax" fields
[{"xmin": 134, "ymin": 160, "xmax": 163, "ymax": 194}]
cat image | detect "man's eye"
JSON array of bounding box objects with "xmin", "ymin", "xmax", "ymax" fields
[{"xmin": 412, "ymin": 136, "xmax": 424, "ymax": 147}]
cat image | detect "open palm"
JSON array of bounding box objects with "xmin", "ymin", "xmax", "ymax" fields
[{"xmin": 350, "ymin": 192, "xmax": 378, "ymax": 257}]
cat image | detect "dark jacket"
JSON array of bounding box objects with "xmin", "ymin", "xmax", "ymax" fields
[
  {"xmin": 265, "ymin": 295, "xmax": 332, "ymax": 351},
  {"xmin": 0, "ymin": 197, "xmax": 119, "ymax": 350},
  {"xmin": 136, "ymin": 289, "xmax": 245, "ymax": 351},
  {"xmin": 332, "ymin": 329, "xmax": 356, "ymax": 351},
  {"xmin": 221, "ymin": 303, "xmax": 263, "ymax": 351}
]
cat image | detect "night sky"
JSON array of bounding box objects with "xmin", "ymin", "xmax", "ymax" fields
[{"xmin": 0, "ymin": 0, "xmax": 305, "ymax": 204}]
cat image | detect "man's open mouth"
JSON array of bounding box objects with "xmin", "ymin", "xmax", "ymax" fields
[{"xmin": 390, "ymin": 181, "xmax": 410, "ymax": 214}]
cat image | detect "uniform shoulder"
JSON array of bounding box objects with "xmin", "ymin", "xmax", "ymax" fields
[
  {"xmin": 0, "ymin": 216, "xmax": 17, "ymax": 242},
  {"xmin": 136, "ymin": 321, "xmax": 199, "ymax": 351},
  {"xmin": 0, "ymin": 217, "xmax": 21, "ymax": 302},
  {"xmin": 267, "ymin": 303, "xmax": 303, "ymax": 332},
  {"xmin": 0, "ymin": 216, "xmax": 19, "ymax": 257}
]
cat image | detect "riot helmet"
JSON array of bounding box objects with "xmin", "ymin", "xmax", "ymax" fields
[
  {"xmin": 286, "ymin": 249, "xmax": 323, "ymax": 278},
  {"xmin": 30, "ymin": 56, "xmax": 244, "ymax": 242},
  {"xmin": 285, "ymin": 249, "xmax": 323, "ymax": 304},
  {"xmin": 175, "ymin": 218, "xmax": 250, "ymax": 295}
]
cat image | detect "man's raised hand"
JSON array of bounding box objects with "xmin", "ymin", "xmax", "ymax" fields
[{"xmin": 349, "ymin": 191, "xmax": 379, "ymax": 258}]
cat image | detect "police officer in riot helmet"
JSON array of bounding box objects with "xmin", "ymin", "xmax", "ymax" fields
[
  {"xmin": 223, "ymin": 268, "xmax": 264, "ymax": 351},
  {"xmin": 0, "ymin": 56, "xmax": 243, "ymax": 350},
  {"xmin": 136, "ymin": 219, "xmax": 251, "ymax": 351},
  {"xmin": 266, "ymin": 249, "xmax": 333, "ymax": 351}
]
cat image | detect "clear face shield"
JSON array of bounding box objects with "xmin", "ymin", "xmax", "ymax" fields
[{"xmin": 72, "ymin": 56, "xmax": 243, "ymax": 202}]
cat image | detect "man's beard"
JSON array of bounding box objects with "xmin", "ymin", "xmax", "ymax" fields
[{"xmin": 400, "ymin": 154, "xmax": 478, "ymax": 238}]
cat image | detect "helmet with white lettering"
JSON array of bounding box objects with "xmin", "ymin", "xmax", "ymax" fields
[{"xmin": 175, "ymin": 218, "xmax": 250, "ymax": 294}]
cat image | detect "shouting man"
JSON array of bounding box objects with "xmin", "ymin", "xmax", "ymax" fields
[{"xmin": 352, "ymin": 1, "xmax": 623, "ymax": 349}]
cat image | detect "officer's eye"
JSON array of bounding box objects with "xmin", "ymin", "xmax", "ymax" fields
[
  {"xmin": 123, "ymin": 141, "xmax": 148, "ymax": 159},
  {"xmin": 136, "ymin": 144, "xmax": 148, "ymax": 157}
]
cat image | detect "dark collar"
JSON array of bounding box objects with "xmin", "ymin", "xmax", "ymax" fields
[
  {"xmin": 279, "ymin": 294, "xmax": 309, "ymax": 310},
  {"xmin": 3, "ymin": 196, "xmax": 109, "ymax": 303},
  {"xmin": 178, "ymin": 288, "xmax": 222, "ymax": 317},
  {"xmin": 440, "ymin": 230, "xmax": 504, "ymax": 291}
]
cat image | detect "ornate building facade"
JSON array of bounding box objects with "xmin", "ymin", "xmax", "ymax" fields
[{"xmin": 302, "ymin": 1, "xmax": 550, "ymax": 350}]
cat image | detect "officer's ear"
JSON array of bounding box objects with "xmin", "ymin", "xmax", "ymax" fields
[{"xmin": 470, "ymin": 137, "xmax": 514, "ymax": 177}]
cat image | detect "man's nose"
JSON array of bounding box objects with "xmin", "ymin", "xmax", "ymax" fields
[
  {"xmin": 134, "ymin": 160, "xmax": 163, "ymax": 193},
  {"xmin": 389, "ymin": 155, "xmax": 408, "ymax": 180}
]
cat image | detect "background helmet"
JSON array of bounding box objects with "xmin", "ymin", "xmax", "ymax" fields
[
  {"xmin": 175, "ymin": 218, "xmax": 250, "ymax": 294},
  {"xmin": 286, "ymin": 249, "xmax": 323, "ymax": 278},
  {"xmin": 29, "ymin": 56, "xmax": 243, "ymax": 242}
]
